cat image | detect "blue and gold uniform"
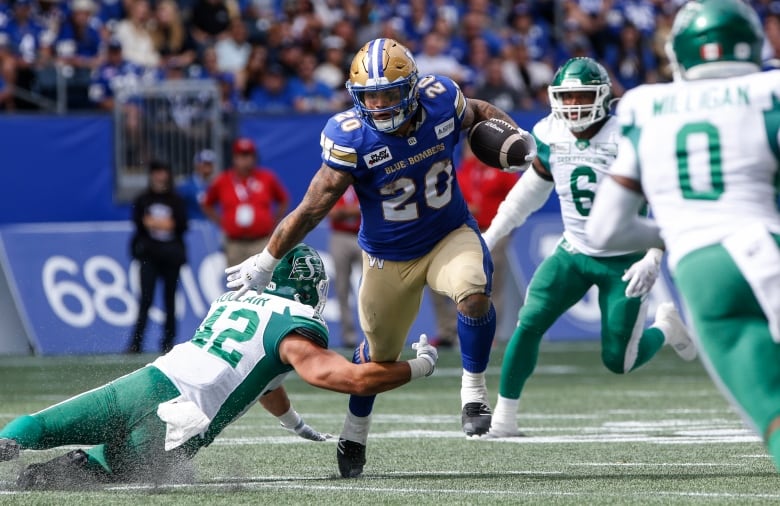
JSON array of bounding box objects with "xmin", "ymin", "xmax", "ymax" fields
[{"xmin": 321, "ymin": 75, "xmax": 477, "ymax": 260}]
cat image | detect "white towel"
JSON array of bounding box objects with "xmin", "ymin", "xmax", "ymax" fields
[
  {"xmin": 156, "ymin": 396, "xmax": 211, "ymax": 451},
  {"xmin": 722, "ymin": 224, "xmax": 780, "ymax": 343}
]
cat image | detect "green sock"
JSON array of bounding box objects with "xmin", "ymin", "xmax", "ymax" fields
[{"xmin": 0, "ymin": 415, "xmax": 45, "ymax": 449}]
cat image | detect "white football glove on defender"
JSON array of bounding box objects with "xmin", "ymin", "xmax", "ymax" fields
[
  {"xmin": 278, "ymin": 408, "xmax": 333, "ymax": 441},
  {"xmin": 407, "ymin": 334, "xmax": 439, "ymax": 379},
  {"xmin": 622, "ymin": 248, "xmax": 663, "ymax": 298},
  {"xmin": 283, "ymin": 419, "xmax": 333, "ymax": 442},
  {"xmin": 225, "ymin": 248, "xmax": 280, "ymax": 297},
  {"xmin": 503, "ymin": 128, "xmax": 537, "ymax": 173}
]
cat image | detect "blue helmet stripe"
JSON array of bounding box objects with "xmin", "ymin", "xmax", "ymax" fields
[{"xmin": 367, "ymin": 38, "xmax": 385, "ymax": 81}]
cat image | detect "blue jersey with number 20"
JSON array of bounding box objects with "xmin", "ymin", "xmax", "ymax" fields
[{"xmin": 320, "ymin": 75, "xmax": 477, "ymax": 261}]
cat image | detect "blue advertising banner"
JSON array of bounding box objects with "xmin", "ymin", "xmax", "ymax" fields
[
  {"xmin": 0, "ymin": 221, "xmax": 451, "ymax": 354},
  {"xmin": 0, "ymin": 216, "xmax": 682, "ymax": 355}
]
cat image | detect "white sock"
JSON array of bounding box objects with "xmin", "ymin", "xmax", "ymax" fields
[
  {"xmin": 340, "ymin": 411, "xmax": 372, "ymax": 445},
  {"xmin": 492, "ymin": 395, "xmax": 519, "ymax": 428},
  {"xmin": 460, "ymin": 369, "xmax": 488, "ymax": 407}
]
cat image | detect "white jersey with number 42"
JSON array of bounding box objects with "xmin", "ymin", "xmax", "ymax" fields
[{"xmin": 610, "ymin": 70, "xmax": 780, "ymax": 269}]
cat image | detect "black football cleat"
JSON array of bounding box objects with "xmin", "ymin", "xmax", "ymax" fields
[
  {"xmin": 0, "ymin": 438, "xmax": 20, "ymax": 461},
  {"xmin": 336, "ymin": 438, "xmax": 366, "ymax": 478},
  {"xmin": 16, "ymin": 449, "xmax": 107, "ymax": 491},
  {"xmin": 461, "ymin": 402, "xmax": 492, "ymax": 437}
]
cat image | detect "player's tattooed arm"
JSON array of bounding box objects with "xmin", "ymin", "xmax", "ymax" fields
[
  {"xmin": 268, "ymin": 164, "xmax": 355, "ymax": 255},
  {"xmin": 462, "ymin": 98, "xmax": 519, "ymax": 131}
]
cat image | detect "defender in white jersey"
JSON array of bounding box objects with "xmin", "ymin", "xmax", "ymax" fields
[
  {"xmin": 0, "ymin": 244, "xmax": 439, "ymax": 490},
  {"xmin": 588, "ymin": 0, "xmax": 780, "ymax": 470},
  {"xmin": 481, "ymin": 57, "xmax": 696, "ymax": 438}
]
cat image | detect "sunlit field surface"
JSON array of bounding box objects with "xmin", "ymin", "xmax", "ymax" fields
[{"xmin": 1, "ymin": 341, "xmax": 777, "ymax": 505}]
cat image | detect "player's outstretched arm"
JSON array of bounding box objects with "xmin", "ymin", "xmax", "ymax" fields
[{"xmin": 280, "ymin": 334, "xmax": 438, "ymax": 397}]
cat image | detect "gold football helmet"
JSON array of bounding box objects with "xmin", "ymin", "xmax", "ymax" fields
[{"xmin": 346, "ymin": 38, "xmax": 419, "ymax": 133}]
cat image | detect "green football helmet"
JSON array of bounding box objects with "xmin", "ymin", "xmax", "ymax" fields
[
  {"xmin": 666, "ymin": 0, "xmax": 763, "ymax": 81},
  {"xmin": 266, "ymin": 244, "xmax": 329, "ymax": 315},
  {"xmin": 548, "ymin": 57, "xmax": 613, "ymax": 133}
]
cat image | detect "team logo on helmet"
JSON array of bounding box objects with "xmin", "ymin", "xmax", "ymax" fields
[
  {"xmin": 289, "ymin": 254, "xmax": 324, "ymax": 281},
  {"xmin": 267, "ymin": 244, "xmax": 330, "ymax": 316}
]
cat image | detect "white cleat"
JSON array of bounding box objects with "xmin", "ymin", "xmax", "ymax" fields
[{"xmin": 655, "ymin": 302, "xmax": 697, "ymax": 362}]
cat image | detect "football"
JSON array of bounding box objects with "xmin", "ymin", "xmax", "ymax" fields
[{"xmin": 468, "ymin": 118, "xmax": 532, "ymax": 170}]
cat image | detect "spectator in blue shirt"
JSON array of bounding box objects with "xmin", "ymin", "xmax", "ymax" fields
[
  {"xmin": 178, "ymin": 148, "xmax": 217, "ymax": 220},
  {"xmin": 1, "ymin": 0, "xmax": 47, "ymax": 107},
  {"xmin": 603, "ymin": 22, "xmax": 658, "ymax": 96},
  {"xmin": 56, "ymin": 0, "xmax": 101, "ymax": 70},
  {"xmin": 242, "ymin": 63, "xmax": 297, "ymax": 113},
  {"xmin": 290, "ymin": 50, "xmax": 341, "ymax": 113},
  {"xmin": 505, "ymin": 3, "xmax": 553, "ymax": 66},
  {"xmin": 88, "ymin": 39, "xmax": 145, "ymax": 110}
]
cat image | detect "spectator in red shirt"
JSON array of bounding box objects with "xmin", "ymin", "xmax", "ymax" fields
[
  {"xmin": 201, "ymin": 137, "xmax": 289, "ymax": 267},
  {"xmin": 327, "ymin": 186, "xmax": 362, "ymax": 348}
]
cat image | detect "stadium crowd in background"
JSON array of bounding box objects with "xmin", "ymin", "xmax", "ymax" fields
[{"xmin": 5, "ymin": 0, "xmax": 780, "ymax": 114}]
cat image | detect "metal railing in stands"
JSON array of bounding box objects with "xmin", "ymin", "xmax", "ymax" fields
[{"xmin": 114, "ymin": 79, "xmax": 223, "ymax": 203}]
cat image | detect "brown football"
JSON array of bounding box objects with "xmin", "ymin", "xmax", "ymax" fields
[{"xmin": 468, "ymin": 118, "xmax": 531, "ymax": 170}]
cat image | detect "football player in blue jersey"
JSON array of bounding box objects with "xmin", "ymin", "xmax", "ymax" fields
[{"xmin": 225, "ymin": 38, "xmax": 537, "ymax": 478}]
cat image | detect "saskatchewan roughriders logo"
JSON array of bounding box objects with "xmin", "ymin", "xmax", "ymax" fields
[{"xmin": 289, "ymin": 255, "xmax": 323, "ymax": 280}]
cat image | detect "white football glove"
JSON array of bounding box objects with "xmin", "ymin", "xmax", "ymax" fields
[
  {"xmin": 225, "ymin": 249, "xmax": 279, "ymax": 297},
  {"xmin": 622, "ymin": 248, "xmax": 663, "ymax": 298},
  {"xmin": 504, "ymin": 129, "xmax": 537, "ymax": 173},
  {"xmin": 410, "ymin": 333, "xmax": 438, "ymax": 377},
  {"xmin": 282, "ymin": 419, "xmax": 333, "ymax": 442}
]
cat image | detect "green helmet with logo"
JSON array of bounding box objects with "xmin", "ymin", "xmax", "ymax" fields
[
  {"xmin": 548, "ymin": 57, "xmax": 613, "ymax": 133},
  {"xmin": 266, "ymin": 243, "xmax": 329, "ymax": 315},
  {"xmin": 666, "ymin": 0, "xmax": 763, "ymax": 81}
]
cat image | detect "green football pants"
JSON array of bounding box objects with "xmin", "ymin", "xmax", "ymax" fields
[
  {"xmin": 499, "ymin": 241, "xmax": 665, "ymax": 400},
  {"xmin": 675, "ymin": 238, "xmax": 780, "ymax": 465},
  {"xmin": 0, "ymin": 365, "xmax": 186, "ymax": 477}
]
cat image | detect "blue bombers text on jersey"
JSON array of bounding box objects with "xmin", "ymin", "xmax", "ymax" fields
[{"xmin": 320, "ymin": 75, "xmax": 478, "ymax": 260}]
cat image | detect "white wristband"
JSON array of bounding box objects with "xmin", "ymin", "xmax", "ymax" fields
[
  {"xmin": 255, "ymin": 248, "xmax": 281, "ymax": 273},
  {"xmin": 407, "ymin": 357, "xmax": 433, "ymax": 380},
  {"xmin": 277, "ymin": 407, "xmax": 302, "ymax": 429}
]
